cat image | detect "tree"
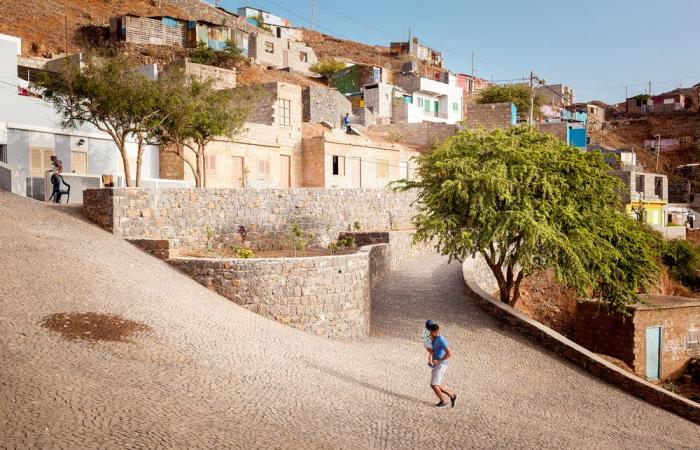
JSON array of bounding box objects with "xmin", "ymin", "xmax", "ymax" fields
[
  {"xmin": 155, "ymin": 71, "xmax": 257, "ymax": 187},
  {"xmin": 309, "ymin": 58, "xmax": 346, "ymax": 84},
  {"xmin": 35, "ymin": 54, "xmax": 160, "ymax": 186},
  {"xmin": 394, "ymin": 126, "xmax": 660, "ymax": 313},
  {"xmin": 188, "ymin": 40, "xmax": 244, "ymax": 68},
  {"xmin": 477, "ymin": 84, "xmax": 543, "ymax": 120}
]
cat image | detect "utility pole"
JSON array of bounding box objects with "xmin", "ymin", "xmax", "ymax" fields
[
  {"xmin": 64, "ymin": 0, "xmax": 68, "ymax": 54},
  {"xmin": 655, "ymin": 134, "xmax": 661, "ymax": 172},
  {"xmin": 529, "ymin": 71, "xmax": 535, "ymax": 124},
  {"xmin": 470, "ymin": 52, "xmax": 474, "ymax": 78},
  {"xmin": 310, "ymin": 0, "xmax": 316, "ymax": 31},
  {"xmin": 648, "ymin": 81, "xmax": 652, "ymax": 95}
]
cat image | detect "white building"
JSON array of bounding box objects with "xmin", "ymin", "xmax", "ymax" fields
[
  {"xmin": 0, "ymin": 34, "xmax": 184, "ymax": 202},
  {"xmin": 393, "ymin": 74, "xmax": 463, "ymax": 125}
]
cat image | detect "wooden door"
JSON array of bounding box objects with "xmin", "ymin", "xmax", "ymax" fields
[
  {"xmin": 279, "ymin": 155, "xmax": 291, "ymax": 188},
  {"xmin": 71, "ymin": 151, "xmax": 88, "ymax": 174},
  {"xmin": 350, "ymin": 157, "xmax": 361, "ymax": 188},
  {"xmin": 231, "ymin": 156, "xmax": 244, "ymax": 188}
]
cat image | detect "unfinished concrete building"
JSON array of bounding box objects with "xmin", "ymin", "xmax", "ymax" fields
[{"xmin": 390, "ymin": 38, "xmax": 442, "ymax": 67}]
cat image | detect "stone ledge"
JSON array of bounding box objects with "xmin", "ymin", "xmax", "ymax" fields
[{"xmin": 461, "ymin": 258, "xmax": 700, "ymax": 425}]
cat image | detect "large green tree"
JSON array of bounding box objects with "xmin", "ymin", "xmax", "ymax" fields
[
  {"xmin": 395, "ymin": 126, "xmax": 660, "ymax": 313},
  {"xmin": 35, "ymin": 54, "xmax": 161, "ymax": 187},
  {"xmin": 477, "ymin": 84, "xmax": 542, "ymax": 120}
]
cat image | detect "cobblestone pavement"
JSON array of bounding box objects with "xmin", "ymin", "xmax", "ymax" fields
[{"xmin": 1, "ymin": 191, "xmax": 698, "ymax": 449}]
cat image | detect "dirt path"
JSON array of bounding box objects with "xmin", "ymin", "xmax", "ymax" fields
[{"xmin": 1, "ymin": 191, "xmax": 698, "ymax": 449}]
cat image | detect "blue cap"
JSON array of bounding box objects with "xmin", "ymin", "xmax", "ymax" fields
[{"xmin": 425, "ymin": 320, "xmax": 436, "ymax": 328}]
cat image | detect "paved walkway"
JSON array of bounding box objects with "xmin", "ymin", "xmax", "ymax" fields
[{"xmin": 1, "ymin": 191, "xmax": 698, "ymax": 449}]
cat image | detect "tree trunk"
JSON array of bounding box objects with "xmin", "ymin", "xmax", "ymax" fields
[
  {"xmin": 135, "ymin": 134, "xmax": 144, "ymax": 188},
  {"xmin": 195, "ymin": 152, "xmax": 204, "ymax": 188},
  {"xmin": 119, "ymin": 140, "xmax": 132, "ymax": 188}
]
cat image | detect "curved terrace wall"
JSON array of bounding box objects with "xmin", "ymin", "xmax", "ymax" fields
[
  {"xmin": 169, "ymin": 245, "xmax": 390, "ymax": 339},
  {"xmin": 83, "ymin": 188, "xmax": 417, "ymax": 251},
  {"xmin": 461, "ymin": 256, "xmax": 700, "ymax": 425}
]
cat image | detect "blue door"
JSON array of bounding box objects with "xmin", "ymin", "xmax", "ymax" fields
[{"xmin": 645, "ymin": 326, "xmax": 662, "ymax": 380}]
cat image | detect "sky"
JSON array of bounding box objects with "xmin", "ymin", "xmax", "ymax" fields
[{"xmin": 209, "ymin": 0, "xmax": 700, "ymax": 104}]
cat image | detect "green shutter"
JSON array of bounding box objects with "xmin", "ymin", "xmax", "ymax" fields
[
  {"xmin": 434, "ymin": 101, "xmax": 439, "ymax": 113},
  {"xmin": 424, "ymin": 99, "xmax": 431, "ymax": 112}
]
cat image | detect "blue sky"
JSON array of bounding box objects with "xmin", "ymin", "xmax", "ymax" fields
[{"xmin": 210, "ymin": 0, "xmax": 700, "ymax": 104}]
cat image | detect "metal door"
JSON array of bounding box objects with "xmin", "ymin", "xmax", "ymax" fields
[
  {"xmin": 350, "ymin": 157, "xmax": 361, "ymax": 188},
  {"xmin": 645, "ymin": 326, "xmax": 661, "ymax": 380},
  {"xmin": 279, "ymin": 155, "xmax": 291, "ymax": 188},
  {"xmin": 231, "ymin": 156, "xmax": 244, "ymax": 188}
]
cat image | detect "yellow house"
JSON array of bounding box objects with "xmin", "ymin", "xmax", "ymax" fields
[{"xmin": 617, "ymin": 170, "xmax": 667, "ymax": 226}]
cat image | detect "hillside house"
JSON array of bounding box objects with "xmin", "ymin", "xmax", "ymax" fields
[
  {"xmin": 566, "ymin": 103, "xmax": 605, "ymax": 130},
  {"xmin": 248, "ymin": 33, "xmax": 318, "ymax": 74},
  {"xmin": 390, "ymin": 38, "xmax": 442, "ymax": 67},
  {"xmin": 110, "ymin": 15, "xmax": 189, "ymax": 47},
  {"xmin": 627, "ymin": 93, "xmax": 687, "ymax": 115},
  {"xmin": 165, "ymin": 58, "xmax": 236, "ymax": 90},
  {"xmin": 330, "ymin": 64, "xmax": 383, "ymax": 96},
  {"xmin": 463, "ymin": 103, "xmax": 518, "ymax": 130},
  {"xmin": 302, "ymin": 126, "xmax": 419, "ymax": 188},
  {"xmin": 534, "ymin": 83, "xmax": 575, "ymax": 107},
  {"xmin": 237, "ymin": 6, "xmax": 300, "ymax": 40},
  {"xmin": 537, "ymin": 122, "xmax": 587, "ymax": 149},
  {"xmin": 0, "ymin": 34, "xmax": 182, "ymax": 202},
  {"xmin": 576, "ymin": 296, "xmax": 700, "ymax": 382},
  {"xmin": 392, "ymin": 73, "xmax": 463, "ymax": 125},
  {"xmin": 302, "ymin": 86, "xmax": 351, "ymax": 129},
  {"xmin": 161, "ymin": 82, "xmax": 302, "ymax": 189}
]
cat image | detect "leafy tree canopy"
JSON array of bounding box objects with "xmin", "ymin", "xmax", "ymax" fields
[
  {"xmin": 477, "ymin": 84, "xmax": 542, "ymax": 120},
  {"xmin": 310, "ymin": 58, "xmax": 347, "ymax": 78},
  {"xmin": 395, "ymin": 125, "xmax": 660, "ymax": 313}
]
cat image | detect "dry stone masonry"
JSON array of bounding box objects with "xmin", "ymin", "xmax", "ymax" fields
[{"xmin": 83, "ymin": 188, "xmax": 418, "ymax": 252}]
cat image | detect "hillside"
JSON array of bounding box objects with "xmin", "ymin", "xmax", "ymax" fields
[{"xmin": 590, "ymin": 114, "xmax": 700, "ymax": 176}]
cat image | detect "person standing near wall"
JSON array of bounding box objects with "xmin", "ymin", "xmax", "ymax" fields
[{"xmin": 50, "ymin": 155, "xmax": 64, "ymax": 203}]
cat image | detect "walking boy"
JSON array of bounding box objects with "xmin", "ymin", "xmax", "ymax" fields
[{"xmin": 427, "ymin": 322, "xmax": 457, "ymax": 408}]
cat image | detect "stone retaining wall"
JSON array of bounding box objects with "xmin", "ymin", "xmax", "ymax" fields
[
  {"xmin": 461, "ymin": 256, "xmax": 700, "ymax": 425},
  {"xmin": 83, "ymin": 188, "xmax": 417, "ymax": 251},
  {"xmin": 169, "ymin": 245, "xmax": 386, "ymax": 339},
  {"xmin": 339, "ymin": 231, "xmax": 431, "ymax": 271}
]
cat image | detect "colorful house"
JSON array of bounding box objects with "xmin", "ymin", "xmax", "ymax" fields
[
  {"xmin": 330, "ymin": 65, "xmax": 381, "ymax": 96},
  {"xmin": 617, "ymin": 169, "xmax": 668, "ymax": 226}
]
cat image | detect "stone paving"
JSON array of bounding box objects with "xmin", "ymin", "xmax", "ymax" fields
[{"xmin": 1, "ymin": 190, "xmax": 699, "ymax": 449}]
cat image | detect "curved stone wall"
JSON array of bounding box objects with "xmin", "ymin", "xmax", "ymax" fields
[
  {"xmin": 169, "ymin": 245, "xmax": 391, "ymax": 339},
  {"xmin": 462, "ymin": 256, "xmax": 700, "ymax": 425}
]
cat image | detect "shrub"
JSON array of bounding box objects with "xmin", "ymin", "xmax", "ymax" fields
[
  {"xmin": 310, "ymin": 58, "xmax": 346, "ymax": 78},
  {"xmin": 231, "ymin": 245, "xmax": 254, "ymax": 259},
  {"xmin": 661, "ymin": 239, "xmax": 700, "ymax": 290}
]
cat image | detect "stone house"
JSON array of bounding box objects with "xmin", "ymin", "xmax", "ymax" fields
[
  {"xmin": 248, "ymin": 33, "xmax": 318, "ymax": 74},
  {"xmin": 160, "ymin": 82, "xmax": 302, "ymax": 188},
  {"xmin": 302, "ymin": 126, "xmax": 419, "ymax": 188},
  {"xmin": 165, "ymin": 58, "xmax": 236, "ymax": 90},
  {"xmin": 576, "ymin": 296, "xmax": 700, "ymax": 381}
]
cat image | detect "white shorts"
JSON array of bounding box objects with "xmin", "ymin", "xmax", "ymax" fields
[{"xmin": 430, "ymin": 363, "xmax": 448, "ymax": 386}]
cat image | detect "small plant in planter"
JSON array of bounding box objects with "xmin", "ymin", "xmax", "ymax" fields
[
  {"xmin": 205, "ymin": 226, "xmax": 215, "ymax": 252},
  {"xmin": 328, "ymin": 236, "xmax": 357, "ymax": 255},
  {"xmin": 289, "ymin": 222, "xmax": 314, "ymax": 257},
  {"xmin": 231, "ymin": 245, "xmax": 254, "ymax": 259},
  {"xmin": 353, "ymin": 221, "xmax": 362, "ymax": 231}
]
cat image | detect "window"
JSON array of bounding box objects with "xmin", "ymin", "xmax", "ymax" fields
[
  {"xmin": 258, "ymin": 159, "xmax": 270, "ymax": 180},
  {"xmin": 332, "ymin": 155, "xmax": 345, "ymax": 176},
  {"xmin": 29, "ymin": 147, "xmax": 55, "ymax": 177},
  {"xmin": 654, "ymin": 176, "xmax": 663, "ymax": 197},
  {"xmin": 206, "ymin": 155, "xmax": 217, "ymax": 175},
  {"xmin": 299, "ymin": 51, "xmax": 308, "ymax": 63},
  {"xmin": 0, "ymin": 144, "xmax": 6, "ymax": 164},
  {"xmin": 377, "ymin": 159, "xmax": 389, "ymax": 178},
  {"xmin": 71, "ymin": 151, "xmax": 87, "ymax": 174},
  {"xmin": 417, "ymin": 97, "xmax": 424, "ymax": 108},
  {"xmin": 279, "ymin": 99, "xmax": 291, "ymax": 126},
  {"xmin": 265, "ymin": 42, "xmax": 274, "ymax": 53},
  {"xmin": 688, "ymin": 329, "xmax": 699, "ymax": 345},
  {"xmin": 452, "ymin": 102, "xmax": 459, "ymax": 112},
  {"xmin": 399, "ymin": 161, "xmax": 409, "ymax": 180},
  {"xmin": 423, "ymin": 98, "xmax": 431, "ymax": 113},
  {"xmin": 635, "ymin": 174, "xmax": 645, "ymax": 193}
]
